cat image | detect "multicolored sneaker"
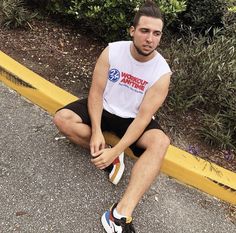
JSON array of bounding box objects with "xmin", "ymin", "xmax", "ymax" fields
[
  {"xmin": 109, "ymin": 152, "xmax": 125, "ymax": 185},
  {"xmin": 101, "ymin": 203, "xmax": 136, "ymax": 233}
]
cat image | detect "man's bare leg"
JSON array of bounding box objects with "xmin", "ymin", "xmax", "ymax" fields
[
  {"xmin": 116, "ymin": 129, "xmax": 170, "ymax": 216},
  {"xmin": 53, "ymin": 108, "xmax": 125, "ymax": 185},
  {"xmin": 53, "ymin": 109, "xmax": 91, "ymax": 149}
]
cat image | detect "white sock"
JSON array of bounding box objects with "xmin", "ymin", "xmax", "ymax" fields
[{"xmin": 113, "ymin": 208, "xmax": 126, "ymax": 219}]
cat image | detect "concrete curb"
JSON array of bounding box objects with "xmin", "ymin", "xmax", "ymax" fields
[{"xmin": 1, "ymin": 50, "xmax": 236, "ymax": 205}]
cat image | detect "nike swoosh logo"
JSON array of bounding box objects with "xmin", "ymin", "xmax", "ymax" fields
[{"xmin": 111, "ymin": 224, "xmax": 118, "ymax": 233}]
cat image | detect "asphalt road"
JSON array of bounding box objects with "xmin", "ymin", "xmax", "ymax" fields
[{"xmin": 1, "ymin": 82, "xmax": 235, "ymax": 233}]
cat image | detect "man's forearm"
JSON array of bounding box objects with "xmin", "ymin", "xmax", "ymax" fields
[
  {"xmin": 88, "ymin": 91, "xmax": 103, "ymax": 133},
  {"xmin": 113, "ymin": 116, "xmax": 150, "ymax": 154}
]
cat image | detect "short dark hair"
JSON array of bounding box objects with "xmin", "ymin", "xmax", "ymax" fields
[{"xmin": 133, "ymin": 0, "xmax": 163, "ymax": 28}]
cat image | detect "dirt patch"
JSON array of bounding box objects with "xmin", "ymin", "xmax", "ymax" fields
[
  {"xmin": 0, "ymin": 17, "xmax": 235, "ymax": 174},
  {"xmin": 0, "ymin": 18, "xmax": 104, "ymax": 98}
]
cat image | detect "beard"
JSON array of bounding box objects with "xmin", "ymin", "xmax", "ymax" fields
[{"xmin": 133, "ymin": 40, "xmax": 156, "ymax": 57}]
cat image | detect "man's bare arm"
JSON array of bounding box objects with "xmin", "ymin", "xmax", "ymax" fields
[{"xmin": 88, "ymin": 46, "xmax": 109, "ymax": 154}]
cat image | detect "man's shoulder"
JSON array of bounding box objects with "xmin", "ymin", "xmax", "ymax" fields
[
  {"xmin": 155, "ymin": 51, "xmax": 170, "ymax": 66},
  {"xmin": 109, "ymin": 41, "xmax": 131, "ymax": 48},
  {"xmin": 156, "ymin": 51, "xmax": 166, "ymax": 61},
  {"xmin": 108, "ymin": 41, "xmax": 131, "ymax": 60}
]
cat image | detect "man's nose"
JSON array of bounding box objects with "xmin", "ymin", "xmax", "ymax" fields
[{"xmin": 146, "ymin": 33, "xmax": 153, "ymax": 43}]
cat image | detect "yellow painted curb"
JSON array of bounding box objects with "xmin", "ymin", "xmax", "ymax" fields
[
  {"xmin": 0, "ymin": 51, "xmax": 77, "ymax": 115},
  {"xmin": 1, "ymin": 50, "xmax": 236, "ymax": 205}
]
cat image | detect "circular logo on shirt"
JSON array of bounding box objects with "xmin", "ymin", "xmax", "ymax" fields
[{"xmin": 108, "ymin": 69, "xmax": 120, "ymax": 82}]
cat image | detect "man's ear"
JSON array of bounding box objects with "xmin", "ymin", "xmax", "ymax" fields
[{"xmin": 129, "ymin": 26, "xmax": 135, "ymax": 37}]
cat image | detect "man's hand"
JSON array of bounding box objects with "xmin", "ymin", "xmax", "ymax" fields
[
  {"xmin": 91, "ymin": 147, "xmax": 117, "ymax": 170},
  {"xmin": 90, "ymin": 131, "xmax": 106, "ymax": 156}
]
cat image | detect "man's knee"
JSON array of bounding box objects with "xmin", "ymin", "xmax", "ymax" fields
[
  {"xmin": 53, "ymin": 110, "xmax": 64, "ymax": 127},
  {"xmin": 53, "ymin": 109, "xmax": 74, "ymax": 132},
  {"xmin": 145, "ymin": 130, "xmax": 170, "ymax": 158},
  {"xmin": 159, "ymin": 132, "xmax": 170, "ymax": 148}
]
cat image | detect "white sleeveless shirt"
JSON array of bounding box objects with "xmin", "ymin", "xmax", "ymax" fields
[{"xmin": 103, "ymin": 41, "xmax": 171, "ymax": 118}]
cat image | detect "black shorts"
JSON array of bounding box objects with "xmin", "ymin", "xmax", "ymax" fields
[{"xmin": 59, "ymin": 99, "xmax": 163, "ymax": 157}]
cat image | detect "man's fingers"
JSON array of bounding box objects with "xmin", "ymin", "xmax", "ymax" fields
[
  {"xmin": 90, "ymin": 143, "xmax": 99, "ymax": 156},
  {"xmin": 91, "ymin": 156, "xmax": 108, "ymax": 170},
  {"xmin": 91, "ymin": 149, "xmax": 103, "ymax": 158},
  {"xmin": 90, "ymin": 145, "xmax": 95, "ymax": 155},
  {"xmin": 90, "ymin": 140, "xmax": 105, "ymax": 156},
  {"xmin": 100, "ymin": 142, "xmax": 106, "ymax": 150}
]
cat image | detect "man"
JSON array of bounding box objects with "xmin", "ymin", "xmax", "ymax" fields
[{"xmin": 53, "ymin": 0, "xmax": 172, "ymax": 232}]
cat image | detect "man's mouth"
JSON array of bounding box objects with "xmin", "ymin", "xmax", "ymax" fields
[{"xmin": 143, "ymin": 45, "xmax": 152, "ymax": 50}]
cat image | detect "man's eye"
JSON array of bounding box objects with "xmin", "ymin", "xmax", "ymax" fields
[{"xmin": 154, "ymin": 32, "xmax": 162, "ymax": 36}]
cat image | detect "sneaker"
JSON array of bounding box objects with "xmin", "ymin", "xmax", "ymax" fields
[
  {"xmin": 109, "ymin": 152, "xmax": 125, "ymax": 185},
  {"xmin": 101, "ymin": 203, "xmax": 136, "ymax": 233}
]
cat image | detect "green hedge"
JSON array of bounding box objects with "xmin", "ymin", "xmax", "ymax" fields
[
  {"xmin": 0, "ymin": 0, "xmax": 36, "ymax": 28},
  {"xmin": 23, "ymin": 0, "xmax": 234, "ymax": 41},
  {"xmin": 181, "ymin": 0, "xmax": 226, "ymax": 32},
  {"xmin": 165, "ymin": 25, "xmax": 236, "ymax": 150},
  {"xmin": 25, "ymin": 0, "xmax": 186, "ymax": 41},
  {"xmin": 176, "ymin": 0, "xmax": 236, "ymax": 34}
]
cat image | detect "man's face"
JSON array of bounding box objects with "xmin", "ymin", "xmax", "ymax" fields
[{"xmin": 130, "ymin": 16, "xmax": 163, "ymax": 57}]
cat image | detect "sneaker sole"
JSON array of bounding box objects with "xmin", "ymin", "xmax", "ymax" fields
[
  {"xmin": 109, "ymin": 153, "xmax": 125, "ymax": 185},
  {"xmin": 101, "ymin": 212, "xmax": 113, "ymax": 233}
]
